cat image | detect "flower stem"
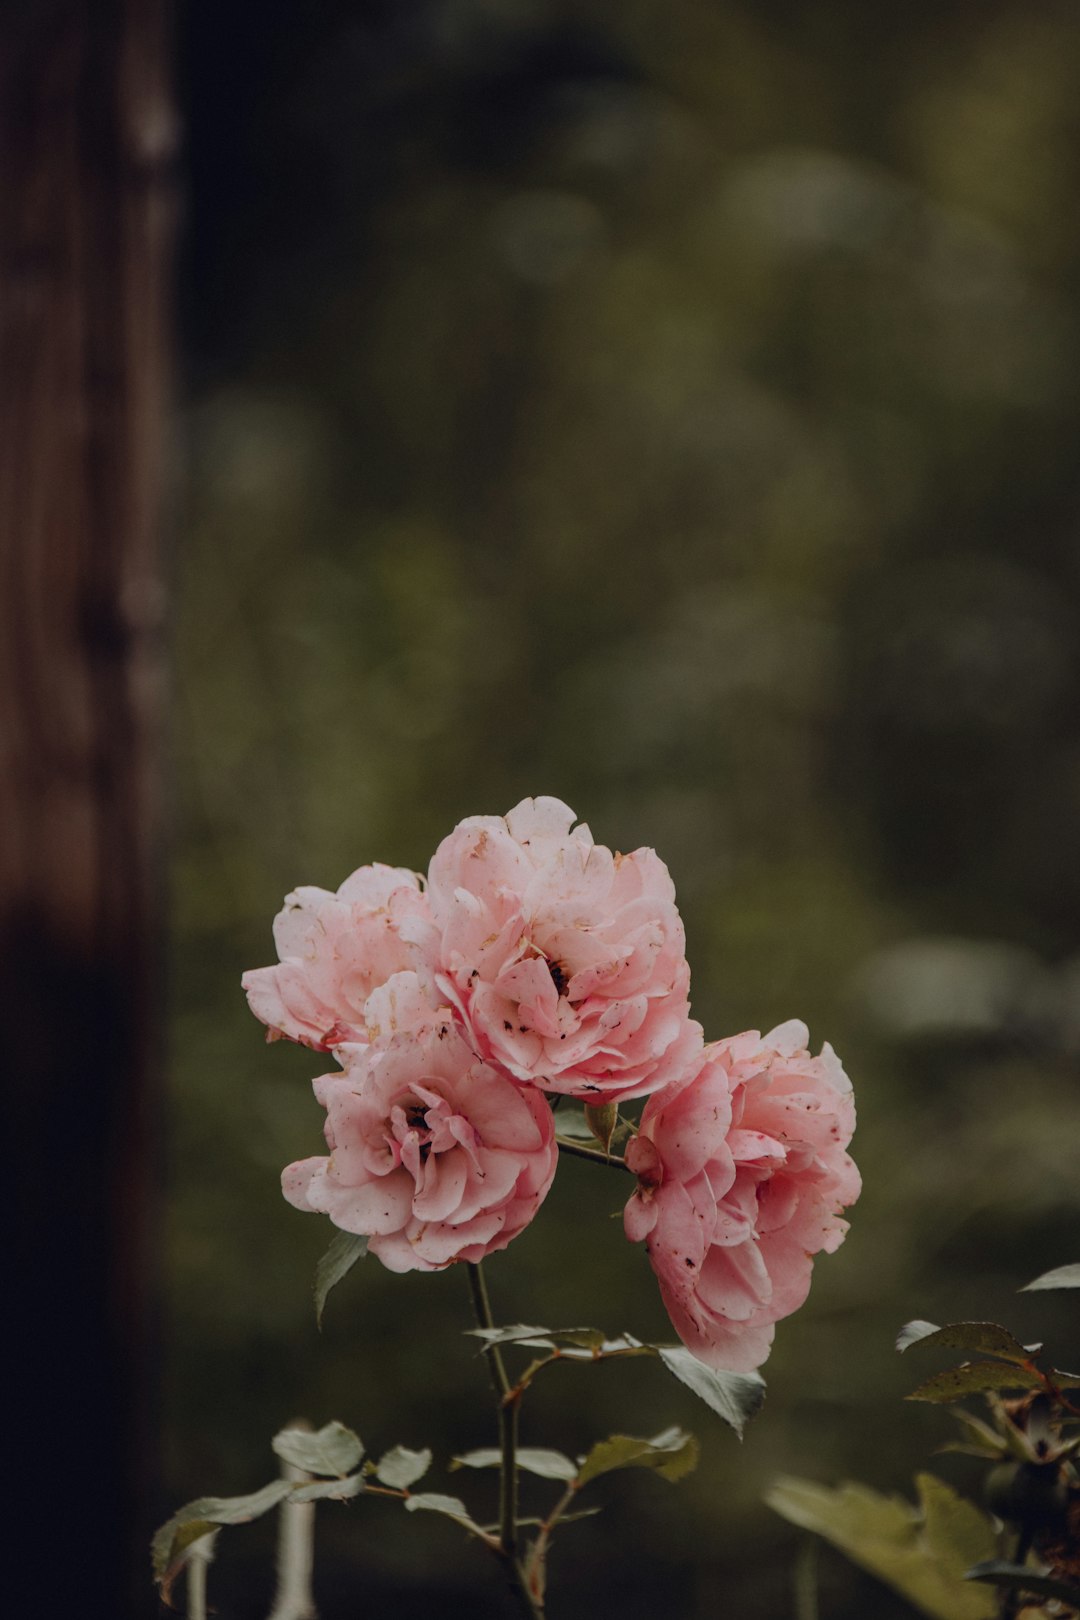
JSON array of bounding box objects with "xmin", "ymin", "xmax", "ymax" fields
[
  {"xmin": 465, "ymin": 1262, "xmax": 544, "ymax": 1619},
  {"xmin": 554, "ymin": 1136, "xmax": 631, "ymax": 1171}
]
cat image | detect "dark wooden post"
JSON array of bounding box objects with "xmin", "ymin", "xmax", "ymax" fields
[{"xmin": 0, "ymin": 2, "xmax": 174, "ymax": 1611}]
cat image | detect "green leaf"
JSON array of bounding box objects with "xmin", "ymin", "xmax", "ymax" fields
[
  {"xmin": 465, "ymin": 1323, "xmax": 558, "ymax": 1350},
  {"xmin": 555, "ymin": 1333, "xmax": 650, "ymax": 1362},
  {"xmin": 288, "ymin": 1473, "xmax": 365, "ymax": 1504},
  {"xmin": 374, "ymin": 1446, "xmax": 432, "ymax": 1490},
  {"xmin": 314, "ymin": 1230, "xmax": 367, "ymax": 1328},
  {"xmin": 766, "ymin": 1473, "xmax": 999, "ymax": 1620},
  {"xmin": 451, "ymin": 1447, "xmax": 578, "ymax": 1482},
  {"xmin": 657, "ymin": 1345, "xmax": 766, "ymax": 1438},
  {"xmin": 464, "ymin": 1324, "xmax": 608, "ymax": 1351},
  {"xmin": 152, "ymin": 1480, "xmax": 293, "ymax": 1584},
  {"xmin": 503, "ymin": 1508, "xmax": 603, "ymax": 1529},
  {"xmin": 403, "ymin": 1493, "xmax": 487, "ymax": 1536},
  {"xmin": 966, "ymin": 1560, "xmax": 1080, "ymax": 1606},
  {"xmin": 551, "ymin": 1327, "xmax": 609, "ymax": 1350},
  {"xmin": 152, "ymin": 1522, "xmax": 219, "ymax": 1602},
  {"xmin": 938, "ymin": 1410, "xmax": 1011, "ymax": 1461},
  {"xmin": 550, "ymin": 1111, "xmax": 598, "ymax": 1140},
  {"xmin": 907, "ymin": 1361, "xmax": 1042, "ymax": 1403},
  {"xmin": 1020, "ymin": 1264, "xmax": 1080, "ymax": 1293},
  {"xmin": 576, "ymin": 1426, "xmax": 699, "ymax": 1487},
  {"xmin": 897, "ymin": 1322, "xmax": 1033, "ymax": 1365},
  {"xmin": 584, "ymin": 1102, "xmax": 618, "ymax": 1153},
  {"xmin": 272, "ymin": 1421, "xmax": 363, "ymax": 1476},
  {"xmin": 1051, "ymin": 1368, "xmax": 1080, "ymax": 1389}
]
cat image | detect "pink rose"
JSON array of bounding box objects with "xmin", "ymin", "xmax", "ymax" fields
[
  {"xmin": 282, "ymin": 981, "xmax": 559, "ymax": 1272},
  {"xmin": 425, "ymin": 796, "xmax": 703, "ymax": 1103},
  {"xmin": 242, "ymin": 864, "xmax": 433, "ymax": 1050},
  {"xmin": 624, "ymin": 1020, "xmax": 860, "ymax": 1372}
]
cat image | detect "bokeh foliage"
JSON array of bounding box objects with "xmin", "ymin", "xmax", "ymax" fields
[{"xmin": 168, "ymin": 3, "xmax": 1080, "ymax": 1614}]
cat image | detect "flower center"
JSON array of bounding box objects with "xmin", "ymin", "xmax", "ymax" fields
[
  {"xmin": 403, "ymin": 1102, "xmax": 432, "ymax": 1160},
  {"xmin": 547, "ymin": 958, "xmax": 569, "ymax": 997}
]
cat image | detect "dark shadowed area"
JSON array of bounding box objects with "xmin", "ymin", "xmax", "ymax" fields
[{"xmin": 167, "ymin": 3, "xmax": 1080, "ymax": 1616}]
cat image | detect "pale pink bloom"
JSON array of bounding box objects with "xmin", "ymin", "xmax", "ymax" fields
[
  {"xmin": 242, "ymin": 864, "xmax": 434, "ymax": 1050},
  {"xmin": 425, "ymin": 796, "xmax": 702, "ymax": 1104},
  {"xmin": 624, "ymin": 1020, "xmax": 860, "ymax": 1372},
  {"xmin": 282, "ymin": 985, "xmax": 559, "ymax": 1272}
]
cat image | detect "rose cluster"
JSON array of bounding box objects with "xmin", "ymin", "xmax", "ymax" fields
[{"xmin": 244, "ymin": 797, "xmax": 859, "ymax": 1370}]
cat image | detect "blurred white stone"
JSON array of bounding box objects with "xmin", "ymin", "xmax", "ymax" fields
[{"xmin": 852, "ymin": 937, "xmax": 1047, "ymax": 1039}]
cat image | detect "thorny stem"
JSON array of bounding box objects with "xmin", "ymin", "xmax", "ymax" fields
[
  {"xmin": 554, "ymin": 1136, "xmax": 631, "ymax": 1171},
  {"xmin": 466, "ymin": 1262, "xmax": 545, "ymax": 1620},
  {"xmin": 523, "ymin": 1479, "xmax": 580, "ymax": 1597}
]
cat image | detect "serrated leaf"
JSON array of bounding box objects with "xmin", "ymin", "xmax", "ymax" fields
[
  {"xmin": 766, "ymin": 1473, "xmax": 999, "ymax": 1620},
  {"xmin": 152, "ymin": 1480, "xmax": 293, "ymax": 1583},
  {"xmin": 374, "ymin": 1446, "xmax": 432, "ymax": 1490},
  {"xmin": 576, "ymin": 1426, "xmax": 699, "ymax": 1487},
  {"xmin": 404, "ymin": 1493, "xmax": 485, "ymax": 1534},
  {"xmin": 272, "ymin": 1421, "xmax": 363, "ymax": 1476},
  {"xmin": 1020, "ymin": 1264, "xmax": 1080, "ymax": 1293},
  {"xmin": 907, "ymin": 1362, "xmax": 1042, "ymax": 1403},
  {"xmin": 897, "ymin": 1320, "xmax": 941, "ymax": 1352},
  {"xmin": 966, "ymin": 1560, "xmax": 1080, "ymax": 1606},
  {"xmin": 314, "ymin": 1230, "xmax": 368, "ymax": 1328},
  {"xmin": 657, "ymin": 1345, "xmax": 766, "ymax": 1437},
  {"xmin": 405, "ymin": 1492, "xmax": 470, "ymax": 1516},
  {"xmin": 451, "ymin": 1447, "xmax": 578, "ymax": 1482},
  {"xmin": 152, "ymin": 1522, "xmax": 219, "ymax": 1602},
  {"xmin": 898, "ymin": 1322, "xmax": 1032, "ymax": 1365},
  {"xmin": 288, "ymin": 1473, "xmax": 365, "ymax": 1504}
]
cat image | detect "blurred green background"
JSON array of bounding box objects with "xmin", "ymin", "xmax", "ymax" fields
[{"xmin": 167, "ymin": 3, "xmax": 1080, "ymax": 1614}]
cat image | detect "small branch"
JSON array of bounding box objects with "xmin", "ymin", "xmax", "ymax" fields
[
  {"xmin": 509, "ymin": 1353, "xmax": 563, "ymax": 1400},
  {"xmin": 555, "ymin": 1136, "xmax": 631, "ymax": 1171},
  {"xmin": 523, "ymin": 1479, "xmax": 581, "ymax": 1600}
]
